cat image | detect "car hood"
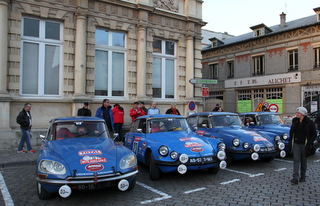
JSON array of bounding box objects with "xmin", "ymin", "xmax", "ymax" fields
[
  {"xmin": 207, "ymin": 126, "xmax": 275, "ymax": 146},
  {"xmin": 42, "ymin": 138, "xmax": 118, "ymax": 176},
  {"xmin": 150, "ymin": 131, "xmax": 218, "ymax": 155},
  {"xmin": 253, "ymin": 124, "xmax": 290, "ymax": 133}
]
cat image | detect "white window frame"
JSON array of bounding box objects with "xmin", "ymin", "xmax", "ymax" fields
[
  {"xmin": 209, "ymin": 63, "xmax": 218, "ymax": 79},
  {"xmin": 227, "ymin": 60, "xmax": 234, "ymax": 78},
  {"xmin": 152, "ymin": 39, "xmax": 176, "ymax": 99},
  {"xmin": 314, "ymin": 47, "xmax": 320, "ymax": 69},
  {"xmin": 94, "ymin": 29, "xmax": 126, "ymax": 97},
  {"xmin": 20, "ymin": 17, "xmax": 63, "ymax": 97},
  {"xmin": 252, "ymin": 55, "xmax": 265, "ymax": 76},
  {"xmin": 288, "ymin": 49, "xmax": 298, "ymax": 71}
]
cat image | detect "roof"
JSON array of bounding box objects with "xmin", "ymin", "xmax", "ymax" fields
[
  {"xmin": 137, "ymin": 114, "xmax": 184, "ymax": 119},
  {"xmin": 202, "ymin": 14, "xmax": 319, "ymax": 51},
  {"xmin": 239, "ymin": 112, "xmax": 279, "ymax": 115},
  {"xmin": 188, "ymin": 112, "xmax": 238, "ymax": 116},
  {"xmin": 49, "ymin": 116, "xmax": 105, "ymax": 123}
]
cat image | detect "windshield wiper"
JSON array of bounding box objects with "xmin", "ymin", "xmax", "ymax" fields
[{"xmin": 97, "ymin": 130, "xmax": 106, "ymax": 137}]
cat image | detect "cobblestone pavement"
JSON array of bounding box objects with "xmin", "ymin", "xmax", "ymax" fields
[{"xmin": 1, "ymin": 151, "xmax": 320, "ymax": 206}]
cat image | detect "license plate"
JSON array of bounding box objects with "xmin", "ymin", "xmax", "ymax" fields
[
  {"xmin": 77, "ymin": 182, "xmax": 111, "ymax": 190},
  {"xmin": 189, "ymin": 156, "xmax": 213, "ymax": 163}
]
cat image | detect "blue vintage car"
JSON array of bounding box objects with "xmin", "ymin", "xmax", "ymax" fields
[
  {"xmin": 124, "ymin": 114, "xmax": 227, "ymax": 180},
  {"xmin": 36, "ymin": 117, "xmax": 138, "ymax": 199},
  {"xmin": 239, "ymin": 112, "xmax": 291, "ymax": 153},
  {"xmin": 187, "ymin": 112, "xmax": 286, "ymax": 165}
]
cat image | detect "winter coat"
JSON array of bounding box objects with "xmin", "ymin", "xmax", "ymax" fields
[
  {"xmin": 95, "ymin": 106, "xmax": 114, "ymax": 130},
  {"xmin": 129, "ymin": 108, "xmax": 146, "ymax": 121},
  {"xmin": 112, "ymin": 105, "xmax": 124, "ymax": 124},
  {"xmin": 16, "ymin": 109, "xmax": 32, "ymax": 130}
]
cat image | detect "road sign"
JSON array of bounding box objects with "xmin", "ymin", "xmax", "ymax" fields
[
  {"xmin": 189, "ymin": 79, "xmax": 218, "ymax": 84},
  {"xmin": 255, "ymin": 102, "xmax": 263, "ymax": 112},
  {"xmin": 268, "ymin": 104, "xmax": 279, "ymax": 113},
  {"xmin": 188, "ymin": 101, "xmax": 196, "ymax": 111},
  {"xmin": 202, "ymin": 87, "xmax": 209, "ymax": 97}
]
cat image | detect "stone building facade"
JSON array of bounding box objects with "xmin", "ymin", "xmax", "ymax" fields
[
  {"xmin": 0, "ymin": 0, "xmax": 205, "ymax": 149},
  {"xmin": 202, "ymin": 7, "xmax": 320, "ymax": 115}
]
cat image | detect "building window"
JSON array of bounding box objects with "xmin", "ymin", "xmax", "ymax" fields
[
  {"xmin": 288, "ymin": 49, "xmax": 298, "ymax": 71},
  {"xmin": 209, "ymin": 64, "xmax": 218, "ymax": 79},
  {"xmin": 95, "ymin": 29, "xmax": 125, "ymax": 96},
  {"xmin": 152, "ymin": 39, "xmax": 176, "ymax": 98},
  {"xmin": 21, "ymin": 17, "xmax": 62, "ymax": 96},
  {"xmin": 314, "ymin": 47, "xmax": 320, "ymax": 69},
  {"xmin": 252, "ymin": 55, "xmax": 265, "ymax": 76},
  {"xmin": 227, "ymin": 61, "xmax": 234, "ymax": 78}
]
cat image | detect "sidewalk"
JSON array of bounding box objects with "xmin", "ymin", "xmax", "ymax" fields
[{"xmin": 0, "ymin": 147, "xmax": 40, "ymax": 168}]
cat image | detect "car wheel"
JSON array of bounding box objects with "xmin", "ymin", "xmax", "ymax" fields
[
  {"xmin": 37, "ymin": 182, "xmax": 52, "ymax": 200},
  {"xmin": 260, "ymin": 156, "xmax": 274, "ymax": 162},
  {"xmin": 149, "ymin": 153, "xmax": 160, "ymax": 180},
  {"xmin": 208, "ymin": 167, "xmax": 219, "ymax": 174},
  {"xmin": 127, "ymin": 176, "xmax": 136, "ymax": 191},
  {"xmin": 226, "ymin": 152, "xmax": 233, "ymax": 165}
]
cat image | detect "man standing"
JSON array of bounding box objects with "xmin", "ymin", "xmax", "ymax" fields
[
  {"xmin": 77, "ymin": 102, "xmax": 92, "ymax": 116},
  {"xmin": 130, "ymin": 102, "xmax": 146, "ymax": 121},
  {"xmin": 290, "ymin": 107, "xmax": 316, "ymax": 184},
  {"xmin": 16, "ymin": 103, "xmax": 35, "ymax": 153},
  {"xmin": 95, "ymin": 99, "xmax": 114, "ymax": 133},
  {"xmin": 139, "ymin": 101, "xmax": 148, "ymax": 114},
  {"xmin": 165, "ymin": 103, "xmax": 181, "ymax": 115},
  {"xmin": 147, "ymin": 101, "xmax": 160, "ymax": 115},
  {"xmin": 112, "ymin": 103, "xmax": 124, "ymax": 141}
]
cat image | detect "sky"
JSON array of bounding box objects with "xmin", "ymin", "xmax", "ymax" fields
[{"xmin": 202, "ymin": 0, "xmax": 320, "ymax": 36}]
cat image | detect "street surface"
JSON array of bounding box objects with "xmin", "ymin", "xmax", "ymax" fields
[{"xmin": 1, "ymin": 154, "xmax": 320, "ymax": 206}]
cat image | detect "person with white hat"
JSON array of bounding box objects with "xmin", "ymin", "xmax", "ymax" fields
[{"xmin": 289, "ymin": 107, "xmax": 317, "ymax": 184}]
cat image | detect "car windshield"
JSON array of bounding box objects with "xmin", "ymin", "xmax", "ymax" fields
[
  {"xmin": 257, "ymin": 114, "xmax": 284, "ymax": 125},
  {"xmin": 148, "ymin": 118, "xmax": 190, "ymax": 133},
  {"xmin": 209, "ymin": 115, "xmax": 242, "ymax": 128},
  {"xmin": 54, "ymin": 121, "xmax": 109, "ymax": 140}
]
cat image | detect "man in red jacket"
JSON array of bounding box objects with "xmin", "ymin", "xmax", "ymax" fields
[
  {"xmin": 129, "ymin": 102, "xmax": 146, "ymax": 121},
  {"xmin": 112, "ymin": 103, "xmax": 124, "ymax": 141}
]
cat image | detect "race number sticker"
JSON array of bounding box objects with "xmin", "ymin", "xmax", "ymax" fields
[{"xmin": 132, "ymin": 136, "xmax": 141, "ymax": 154}]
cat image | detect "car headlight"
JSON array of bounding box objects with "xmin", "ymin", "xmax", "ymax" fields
[
  {"xmin": 243, "ymin": 142, "xmax": 249, "ymax": 149},
  {"xmin": 253, "ymin": 144, "xmax": 260, "ymax": 152},
  {"xmin": 278, "ymin": 142, "xmax": 285, "ymax": 150},
  {"xmin": 120, "ymin": 154, "xmax": 137, "ymax": 169},
  {"xmin": 232, "ymin": 138, "xmax": 240, "ymax": 147},
  {"xmin": 38, "ymin": 160, "xmax": 66, "ymax": 175},
  {"xmin": 158, "ymin": 145, "xmax": 169, "ymax": 156},
  {"xmin": 282, "ymin": 133, "xmax": 288, "ymax": 140},
  {"xmin": 274, "ymin": 135, "xmax": 281, "ymax": 142},
  {"xmin": 218, "ymin": 142, "xmax": 226, "ymax": 150},
  {"xmin": 170, "ymin": 151, "xmax": 178, "ymax": 159}
]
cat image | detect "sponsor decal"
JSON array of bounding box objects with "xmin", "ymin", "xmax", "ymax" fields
[
  {"xmin": 134, "ymin": 136, "xmax": 141, "ymax": 142},
  {"xmin": 196, "ymin": 130, "xmax": 205, "ymax": 136},
  {"xmin": 253, "ymin": 136, "xmax": 268, "ymax": 142},
  {"xmin": 78, "ymin": 149, "xmax": 102, "ymax": 156},
  {"xmin": 85, "ymin": 163, "xmax": 104, "ymax": 172},
  {"xmin": 190, "ymin": 147, "xmax": 204, "ymax": 152},
  {"xmin": 179, "ymin": 137, "xmax": 197, "ymax": 141},
  {"xmin": 184, "ymin": 142, "xmax": 203, "ymax": 148},
  {"xmin": 142, "ymin": 142, "xmax": 147, "ymax": 150},
  {"xmin": 80, "ymin": 156, "xmax": 107, "ymax": 164}
]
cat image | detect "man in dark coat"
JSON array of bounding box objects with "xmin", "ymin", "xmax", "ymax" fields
[
  {"xmin": 95, "ymin": 99, "xmax": 114, "ymax": 132},
  {"xmin": 77, "ymin": 102, "xmax": 92, "ymax": 116},
  {"xmin": 16, "ymin": 103, "xmax": 35, "ymax": 153},
  {"xmin": 289, "ymin": 107, "xmax": 317, "ymax": 184}
]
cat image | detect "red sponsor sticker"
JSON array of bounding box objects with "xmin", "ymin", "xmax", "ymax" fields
[
  {"xmin": 184, "ymin": 142, "xmax": 203, "ymax": 148},
  {"xmin": 253, "ymin": 136, "xmax": 268, "ymax": 142},
  {"xmin": 179, "ymin": 137, "xmax": 197, "ymax": 141},
  {"xmin": 142, "ymin": 142, "xmax": 147, "ymax": 150},
  {"xmin": 134, "ymin": 136, "xmax": 141, "ymax": 142},
  {"xmin": 196, "ymin": 130, "xmax": 205, "ymax": 136},
  {"xmin": 78, "ymin": 149, "xmax": 102, "ymax": 156},
  {"xmin": 190, "ymin": 147, "xmax": 204, "ymax": 152},
  {"xmin": 80, "ymin": 156, "xmax": 107, "ymax": 164},
  {"xmin": 85, "ymin": 163, "xmax": 104, "ymax": 172}
]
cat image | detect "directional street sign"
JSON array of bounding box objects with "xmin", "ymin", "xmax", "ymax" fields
[{"xmin": 189, "ymin": 79, "xmax": 218, "ymax": 84}]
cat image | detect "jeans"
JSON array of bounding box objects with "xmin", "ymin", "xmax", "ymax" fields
[
  {"xmin": 114, "ymin": 123, "xmax": 123, "ymax": 141},
  {"xmin": 18, "ymin": 128, "xmax": 33, "ymax": 151},
  {"xmin": 292, "ymin": 143, "xmax": 307, "ymax": 180}
]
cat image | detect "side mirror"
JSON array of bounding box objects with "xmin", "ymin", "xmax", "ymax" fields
[
  {"xmin": 137, "ymin": 128, "xmax": 143, "ymax": 133},
  {"xmin": 113, "ymin": 133, "xmax": 119, "ymax": 140},
  {"xmin": 39, "ymin": 135, "xmax": 46, "ymax": 141}
]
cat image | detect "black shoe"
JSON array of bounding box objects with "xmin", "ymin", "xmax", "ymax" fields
[
  {"xmin": 299, "ymin": 178, "xmax": 306, "ymax": 182},
  {"xmin": 290, "ymin": 179, "xmax": 298, "ymax": 184}
]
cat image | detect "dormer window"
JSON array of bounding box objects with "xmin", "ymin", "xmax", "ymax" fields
[
  {"xmin": 250, "ymin": 24, "xmax": 272, "ymax": 37},
  {"xmin": 209, "ymin": 37, "xmax": 224, "ymax": 48},
  {"xmin": 314, "ymin": 7, "xmax": 320, "ymax": 22}
]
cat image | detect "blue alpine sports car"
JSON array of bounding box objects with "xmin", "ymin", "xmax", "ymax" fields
[
  {"xmin": 36, "ymin": 117, "xmax": 138, "ymax": 199},
  {"xmin": 124, "ymin": 115, "xmax": 227, "ymax": 180},
  {"xmin": 187, "ymin": 112, "xmax": 286, "ymax": 165}
]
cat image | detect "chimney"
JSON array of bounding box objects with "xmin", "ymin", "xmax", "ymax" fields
[
  {"xmin": 314, "ymin": 7, "xmax": 320, "ymax": 22},
  {"xmin": 280, "ymin": 12, "xmax": 286, "ymax": 27}
]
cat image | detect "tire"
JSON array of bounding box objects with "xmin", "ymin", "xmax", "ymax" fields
[
  {"xmin": 208, "ymin": 167, "xmax": 219, "ymax": 174},
  {"xmin": 260, "ymin": 156, "xmax": 275, "ymax": 162},
  {"xmin": 127, "ymin": 176, "xmax": 136, "ymax": 191},
  {"xmin": 37, "ymin": 182, "xmax": 52, "ymax": 200},
  {"xmin": 149, "ymin": 153, "xmax": 160, "ymax": 180}
]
